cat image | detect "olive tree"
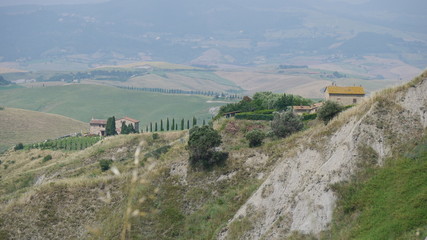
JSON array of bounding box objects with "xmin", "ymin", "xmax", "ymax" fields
[
  {"xmin": 188, "ymin": 125, "xmax": 228, "ymax": 168},
  {"xmin": 271, "ymin": 111, "xmax": 303, "ymax": 138}
]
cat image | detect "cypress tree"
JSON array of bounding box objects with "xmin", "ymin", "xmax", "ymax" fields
[
  {"xmin": 166, "ymin": 118, "xmax": 170, "ymax": 131},
  {"xmin": 193, "ymin": 116, "xmax": 197, "ymax": 126},
  {"xmin": 106, "ymin": 116, "xmax": 117, "ymax": 136},
  {"xmin": 181, "ymin": 118, "xmax": 184, "ymax": 130},
  {"xmin": 150, "ymin": 122, "xmax": 153, "ymax": 132},
  {"xmin": 121, "ymin": 121, "xmax": 129, "ymax": 134},
  {"xmin": 161, "ymin": 119, "xmax": 164, "ymax": 131},
  {"xmin": 203, "ymin": 119, "xmax": 206, "ymax": 125},
  {"xmin": 128, "ymin": 123, "xmax": 136, "ymax": 133},
  {"xmin": 175, "ymin": 123, "xmax": 178, "ymax": 130},
  {"xmin": 172, "ymin": 118, "xmax": 175, "ymax": 130},
  {"xmin": 155, "ymin": 122, "xmax": 158, "ymax": 132},
  {"xmin": 146, "ymin": 125, "xmax": 148, "ymax": 132},
  {"xmin": 187, "ymin": 120, "xmax": 190, "ymax": 129}
]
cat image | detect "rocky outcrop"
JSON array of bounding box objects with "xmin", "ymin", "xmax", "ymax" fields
[{"xmin": 218, "ymin": 73, "xmax": 427, "ymax": 239}]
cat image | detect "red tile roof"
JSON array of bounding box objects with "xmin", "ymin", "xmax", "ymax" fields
[{"xmin": 118, "ymin": 116, "xmax": 140, "ymax": 123}]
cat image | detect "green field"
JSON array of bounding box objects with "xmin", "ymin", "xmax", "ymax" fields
[{"xmin": 0, "ymin": 84, "xmax": 224, "ymax": 127}]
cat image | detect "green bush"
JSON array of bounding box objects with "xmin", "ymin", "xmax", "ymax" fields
[
  {"xmin": 235, "ymin": 109, "xmax": 275, "ymax": 120},
  {"xmin": 317, "ymin": 101, "xmax": 343, "ymax": 124},
  {"xmin": 302, "ymin": 113, "xmax": 317, "ymax": 121},
  {"xmin": 14, "ymin": 143, "xmax": 24, "ymax": 151},
  {"xmin": 188, "ymin": 125, "xmax": 227, "ymax": 169},
  {"xmin": 99, "ymin": 159, "xmax": 113, "ymax": 172},
  {"xmin": 245, "ymin": 129, "xmax": 265, "ymax": 147},
  {"xmin": 152, "ymin": 133, "xmax": 159, "ymax": 140},
  {"xmin": 42, "ymin": 155, "xmax": 52, "ymax": 162},
  {"xmin": 271, "ymin": 111, "xmax": 303, "ymax": 138}
]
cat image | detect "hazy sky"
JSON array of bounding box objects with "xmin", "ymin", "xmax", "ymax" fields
[{"xmin": 0, "ymin": 0, "xmax": 109, "ymax": 6}]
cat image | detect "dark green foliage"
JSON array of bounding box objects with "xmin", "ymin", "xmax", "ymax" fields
[
  {"xmin": 0, "ymin": 106, "xmax": 4, "ymax": 110},
  {"xmin": 127, "ymin": 123, "xmax": 136, "ymax": 134},
  {"xmin": 146, "ymin": 125, "xmax": 148, "ymax": 132},
  {"xmin": 121, "ymin": 121, "xmax": 129, "ymax": 134},
  {"xmin": 106, "ymin": 116, "xmax": 117, "ymax": 136},
  {"xmin": 152, "ymin": 133, "xmax": 159, "ymax": 140},
  {"xmin": 187, "ymin": 120, "xmax": 190, "ymax": 129},
  {"xmin": 188, "ymin": 125, "xmax": 227, "ymax": 169},
  {"xmin": 155, "ymin": 122, "xmax": 158, "ymax": 132},
  {"xmin": 271, "ymin": 111, "xmax": 303, "ymax": 138},
  {"xmin": 245, "ymin": 130, "xmax": 265, "ymax": 147},
  {"xmin": 302, "ymin": 113, "xmax": 317, "ymax": 121},
  {"xmin": 181, "ymin": 118, "xmax": 184, "ymax": 130},
  {"xmin": 99, "ymin": 159, "xmax": 113, "ymax": 172},
  {"xmin": 0, "ymin": 76, "xmax": 11, "ymax": 86},
  {"xmin": 317, "ymin": 101, "xmax": 343, "ymax": 124},
  {"xmin": 192, "ymin": 116, "xmax": 197, "ymax": 127},
  {"xmin": 14, "ymin": 143, "xmax": 24, "ymax": 151},
  {"xmin": 42, "ymin": 155, "xmax": 52, "ymax": 162},
  {"xmin": 167, "ymin": 118, "xmax": 170, "ymax": 131},
  {"xmin": 150, "ymin": 122, "xmax": 153, "ymax": 132},
  {"xmin": 160, "ymin": 119, "xmax": 164, "ymax": 131},
  {"xmin": 171, "ymin": 118, "xmax": 175, "ymax": 130},
  {"xmin": 217, "ymin": 92, "xmax": 312, "ymax": 118}
]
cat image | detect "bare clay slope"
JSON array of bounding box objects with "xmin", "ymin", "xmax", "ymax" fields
[{"xmin": 218, "ymin": 70, "xmax": 427, "ymax": 239}]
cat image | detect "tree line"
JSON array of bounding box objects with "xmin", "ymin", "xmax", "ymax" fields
[
  {"xmin": 144, "ymin": 116, "xmax": 209, "ymax": 133},
  {"xmin": 115, "ymin": 85, "xmax": 241, "ymax": 99},
  {"xmin": 217, "ymin": 91, "xmax": 313, "ymax": 117}
]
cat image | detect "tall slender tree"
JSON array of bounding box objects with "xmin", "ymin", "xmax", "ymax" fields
[
  {"xmin": 187, "ymin": 120, "xmax": 190, "ymax": 129},
  {"xmin": 106, "ymin": 116, "xmax": 117, "ymax": 136},
  {"xmin": 150, "ymin": 122, "xmax": 153, "ymax": 132},
  {"xmin": 193, "ymin": 116, "xmax": 197, "ymax": 126},
  {"xmin": 181, "ymin": 118, "xmax": 184, "ymax": 130},
  {"xmin": 166, "ymin": 118, "xmax": 170, "ymax": 131},
  {"xmin": 161, "ymin": 119, "xmax": 164, "ymax": 131},
  {"xmin": 155, "ymin": 122, "xmax": 158, "ymax": 132},
  {"xmin": 172, "ymin": 118, "xmax": 175, "ymax": 130}
]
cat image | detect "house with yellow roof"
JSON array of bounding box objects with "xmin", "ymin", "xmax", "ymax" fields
[{"xmin": 324, "ymin": 85, "xmax": 365, "ymax": 105}]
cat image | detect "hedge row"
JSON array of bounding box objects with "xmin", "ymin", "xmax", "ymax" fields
[{"xmin": 235, "ymin": 113, "xmax": 273, "ymax": 121}]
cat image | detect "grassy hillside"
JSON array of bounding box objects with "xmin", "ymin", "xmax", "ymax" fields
[
  {"xmin": 0, "ymin": 121, "xmax": 270, "ymax": 239},
  {"xmin": 0, "ymin": 108, "xmax": 88, "ymax": 153},
  {"xmin": 325, "ymin": 137, "xmax": 427, "ymax": 240},
  {"xmin": 0, "ymin": 84, "xmax": 223, "ymax": 125}
]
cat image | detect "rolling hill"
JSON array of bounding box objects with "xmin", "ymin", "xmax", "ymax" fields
[
  {"xmin": 0, "ymin": 84, "xmax": 225, "ymax": 127},
  {"xmin": 0, "ymin": 108, "xmax": 88, "ymax": 153},
  {"xmin": 0, "ymin": 71, "xmax": 425, "ymax": 239}
]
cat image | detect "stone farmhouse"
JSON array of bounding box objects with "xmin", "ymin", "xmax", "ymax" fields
[
  {"xmin": 324, "ymin": 85, "xmax": 365, "ymax": 106},
  {"xmin": 89, "ymin": 117, "xmax": 140, "ymax": 136},
  {"xmin": 292, "ymin": 102, "xmax": 324, "ymax": 115}
]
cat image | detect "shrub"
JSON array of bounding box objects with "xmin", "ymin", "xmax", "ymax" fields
[
  {"xmin": 188, "ymin": 125, "xmax": 227, "ymax": 169},
  {"xmin": 14, "ymin": 143, "xmax": 24, "ymax": 151},
  {"xmin": 271, "ymin": 111, "xmax": 303, "ymax": 138},
  {"xmin": 245, "ymin": 129, "xmax": 265, "ymax": 147},
  {"xmin": 99, "ymin": 159, "xmax": 113, "ymax": 172},
  {"xmin": 317, "ymin": 101, "xmax": 343, "ymax": 124},
  {"xmin": 42, "ymin": 155, "xmax": 52, "ymax": 162},
  {"xmin": 152, "ymin": 133, "xmax": 159, "ymax": 140},
  {"xmin": 302, "ymin": 113, "xmax": 317, "ymax": 121}
]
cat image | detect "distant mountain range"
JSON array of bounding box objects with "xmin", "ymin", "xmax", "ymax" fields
[{"xmin": 1, "ymin": 0, "xmax": 427, "ymax": 68}]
